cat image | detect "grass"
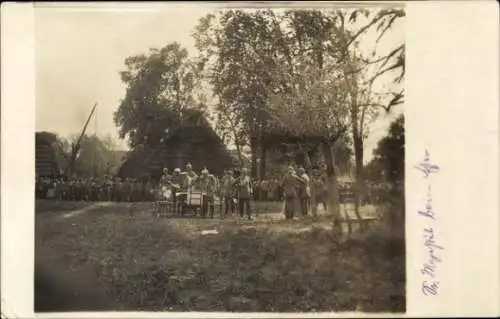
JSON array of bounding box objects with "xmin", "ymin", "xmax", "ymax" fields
[{"xmin": 35, "ymin": 200, "xmax": 405, "ymax": 313}]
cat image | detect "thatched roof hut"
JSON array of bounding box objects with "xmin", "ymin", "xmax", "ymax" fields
[{"xmin": 118, "ymin": 118, "xmax": 234, "ymax": 181}]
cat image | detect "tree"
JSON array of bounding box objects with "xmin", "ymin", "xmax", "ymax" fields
[
  {"xmin": 344, "ymin": 8, "xmax": 405, "ymax": 110},
  {"xmin": 193, "ymin": 8, "xmax": 402, "ymax": 233},
  {"xmin": 370, "ymin": 114, "xmax": 405, "ymax": 235},
  {"xmin": 372, "ymin": 114, "xmax": 405, "ymax": 185},
  {"xmin": 194, "ymin": 9, "xmax": 287, "ymax": 179},
  {"xmin": 114, "ymin": 43, "xmax": 207, "ymax": 150},
  {"xmin": 312, "ymin": 8, "xmax": 404, "ymax": 230},
  {"xmin": 67, "ymin": 134, "xmax": 119, "ymax": 178},
  {"xmin": 363, "ymin": 157, "xmax": 384, "ymax": 183},
  {"xmin": 268, "ymin": 54, "xmax": 350, "ymax": 230},
  {"xmin": 338, "ymin": 46, "xmax": 382, "ymax": 230}
]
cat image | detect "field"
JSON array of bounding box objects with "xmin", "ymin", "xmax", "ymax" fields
[{"xmin": 35, "ymin": 199, "xmax": 405, "ymax": 313}]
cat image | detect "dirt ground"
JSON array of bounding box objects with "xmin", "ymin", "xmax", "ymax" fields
[{"xmin": 35, "ymin": 200, "xmax": 405, "ymax": 313}]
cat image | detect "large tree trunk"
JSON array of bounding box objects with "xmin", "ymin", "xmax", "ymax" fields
[
  {"xmin": 230, "ymin": 126, "xmax": 245, "ymax": 170},
  {"xmin": 259, "ymin": 141, "xmax": 267, "ymax": 181},
  {"xmin": 303, "ymin": 151, "xmax": 318, "ymax": 219},
  {"xmin": 234, "ymin": 142, "xmax": 244, "ymax": 170},
  {"xmin": 353, "ymin": 132, "xmax": 365, "ymax": 231},
  {"xmin": 321, "ymin": 142, "xmax": 342, "ymax": 233},
  {"xmin": 250, "ymin": 135, "xmax": 258, "ymax": 179}
]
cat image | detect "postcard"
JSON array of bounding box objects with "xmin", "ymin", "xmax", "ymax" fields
[{"xmin": 1, "ymin": 1, "xmax": 499, "ymax": 318}]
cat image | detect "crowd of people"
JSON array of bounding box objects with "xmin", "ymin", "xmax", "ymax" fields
[
  {"xmin": 35, "ymin": 176, "xmax": 157, "ymax": 202},
  {"xmin": 36, "ymin": 161, "xmax": 388, "ymax": 220},
  {"xmin": 156, "ymin": 163, "xmax": 328, "ymax": 220}
]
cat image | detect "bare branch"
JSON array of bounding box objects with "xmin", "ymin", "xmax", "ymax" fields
[
  {"xmin": 344, "ymin": 9, "xmax": 403, "ymax": 50},
  {"xmin": 368, "ymin": 58, "xmax": 404, "ymax": 85},
  {"xmin": 357, "ymin": 89, "xmax": 404, "ymax": 113}
]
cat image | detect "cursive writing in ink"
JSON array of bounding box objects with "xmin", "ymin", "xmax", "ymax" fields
[
  {"xmin": 422, "ymin": 281, "xmax": 440, "ymax": 296},
  {"xmin": 414, "ymin": 150, "xmax": 440, "ymax": 178},
  {"xmin": 418, "ymin": 185, "xmax": 435, "ymax": 220},
  {"xmin": 416, "ymin": 150, "xmax": 443, "ymax": 296}
]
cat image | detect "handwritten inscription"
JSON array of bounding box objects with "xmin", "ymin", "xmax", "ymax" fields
[
  {"xmin": 414, "ymin": 150, "xmax": 440, "ymax": 178},
  {"xmin": 415, "ymin": 150, "xmax": 443, "ymax": 296}
]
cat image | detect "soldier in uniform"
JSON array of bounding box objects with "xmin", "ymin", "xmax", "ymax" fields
[
  {"xmin": 68, "ymin": 179, "xmax": 74, "ymax": 201},
  {"xmin": 114, "ymin": 178, "xmax": 122, "ymax": 202},
  {"xmin": 110, "ymin": 178, "xmax": 116, "ymax": 202},
  {"xmin": 220, "ymin": 170, "xmax": 235, "ymax": 217},
  {"xmin": 168, "ymin": 168, "xmax": 182, "ymax": 215},
  {"xmin": 126, "ymin": 179, "xmax": 133, "ymax": 202},
  {"xmin": 235, "ymin": 168, "xmax": 253, "ymax": 220},
  {"xmin": 90, "ymin": 179, "xmax": 98, "ymax": 202},
  {"xmin": 182, "ymin": 163, "xmax": 199, "ymax": 207},
  {"xmin": 77, "ymin": 180, "xmax": 83, "ymax": 201},
  {"xmin": 158, "ymin": 168, "xmax": 169, "ymax": 200},
  {"xmin": 199, "ymin": 168, "xmax": 217, "ymax": 218},
  {"xmin": 260, "ymin": 179, "xmax": 268, "ymax": 201},
  {"xmin": 86, "ymin": 179, "xmax": 92, "ymax": 201},
  {"xmin": 136, "ymin": 180, "xmax": 144, "ymax": 202},
  {"xmin": 160, "ymin": 168, "xmax": 169, "ymax": 185},
  {"xmin": 130, "ymin": 179, "xmax": 138, "ymax": 202},
  {"xmin": 253, "ymin": 178, "xmax": 260, "ymax": 201},
  {"xmin": 54, "ymin": 178, "xmax": 63, "ymax": 200},
  {"xmin": 185, "ymin": 163, "xmax": 198, "ymax": 180},
  {"xmin": 281, "ymin": 166, "xmax": 301, "ymax": 220},
  {"xmin": 104, "ymin": 176, "xmax": 112, "ymax": 202},
  {"xmin": 297, "ymin": 167, "xmax": 311, "ymax": 216},
  {"xmin": 75, "ymin": 179, "xmax": 81, "ymax": 201},
  {"xmin": 82, "ymin": 179, "xmax": 89, "ymax": 201}
]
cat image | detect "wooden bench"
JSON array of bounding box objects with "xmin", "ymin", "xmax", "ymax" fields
[{"xmin": 338, "ymin": 188, "xmax": 379, "ymax": 233}]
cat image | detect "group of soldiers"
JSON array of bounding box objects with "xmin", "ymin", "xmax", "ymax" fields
[
  {"xmin": 157, "ymin": 163, "xmax": 254, "ymax": 219},
  {"xmin": 35, "ymin": 176, "xmax": 157, "ymax": 202},
  {"xmin": 157, "ymin": 163, "xmax": 330, "ymax": 220},
  {"xmin": 37, "ymin": 160, "xmax": 367, "ymax": 220}
]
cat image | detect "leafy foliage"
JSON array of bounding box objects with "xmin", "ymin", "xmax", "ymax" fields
[
  {"xmin": 71, "ymin": 135, "xmax": 122, "ymax": 178},
  {"xmin": 367, "ymin": 114, "xmax": 405, "ymax": 184},
  {"xmin": 114, "ymin": 43, "xmax": 207, "ymax": 149}
]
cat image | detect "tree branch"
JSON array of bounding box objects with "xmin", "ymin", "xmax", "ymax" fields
[
  {"xmin": 358, "ymin": 89, "xmax": 404, "ymax": 113},
  {"xmin": 343, "ymin": 9, "xmax": 403, "ymax": 50}
]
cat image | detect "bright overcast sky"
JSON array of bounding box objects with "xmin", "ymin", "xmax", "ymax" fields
[{"xmin": 35, "ymin": 3, "xmax": 404, "ymax": 163}]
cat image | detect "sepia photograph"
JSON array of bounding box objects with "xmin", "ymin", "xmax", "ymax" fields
[{"xmin": 34, "ymin": 3, "xmax": 406, "ymax": 313}]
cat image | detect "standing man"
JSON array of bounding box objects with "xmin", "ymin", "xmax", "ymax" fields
[
  {"xmin": 169, "ymin": 168, "xmax": 182, "ymax": 214},
  {"xmin": 236, "ymin": 168, "xmax": 253, "ymax": 220},
  {"xmin": 158, "ymin": 168, "xmax": 171, "ymax": 202},
  {"xmin": 124, "ymin": 178, "xmax": 132, "ymax": 202},
  {"xmin": 105, "ymin": 176, "xmax": 113, "ymax": 202},
  {"xmin": 185, "ymin": 163, "xmax": 198, "ymax": 183},
  {"xmin": 54, "ymin": 178, "xmax": 64, "ymax": 201},
  {"xmin": 260, "ymin": 179, "xmax": 268, "ymax": 201},
  {"xmin": 281, "ymin": 166, "xmax": 301, "ymax": 220},
  {"xmin": 199, "ymin": 168, "xmax": 217, "ymax": 218},
  {"xmin": 184, "ymin": 163, "xmax": 198, "ymax": 207},
  {"xmin": 115, "ymin": 178, "xmax": 123, "ymax": 202},
  {"xmin": 221, "ymin": 170, "xmax": 235, "ymax": 217},
  {"xmin": 297, "ymin": 167, "xmax": 311, "ymax": 216},
  {"xmin": 253, "ymin": 178, "xmax": 260, "ymax": 201}
]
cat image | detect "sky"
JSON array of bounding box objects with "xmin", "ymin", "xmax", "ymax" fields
[{"xmin": 35, "ymin": 3, "xmax": 404, "ymax": 163}]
